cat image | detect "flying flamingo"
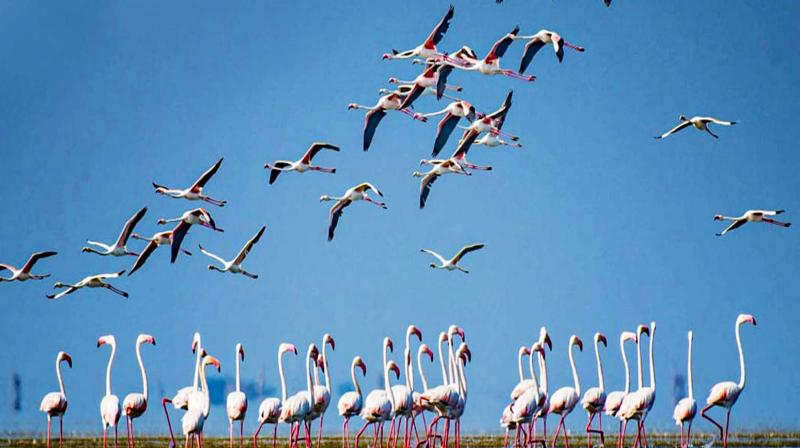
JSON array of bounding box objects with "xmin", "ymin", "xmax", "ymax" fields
[
  {"xmin": 382, "ymin": 5, "xmax": 456, "ymax": 63},
  {"xmin": 320, "ymin": 183, "xmax": 387, "ymax": 241},
  {"xmin": 40, "ymin": 351, "xmax": 72, "ymax": 448},
  {"xmin": 419, "ymin": 244, "xmax": 485, "ymax": 273},
  {"xmin": 199, "ymin": 226, "xmax": 266, "ymax": 279},
  {"xmin": 128, "ymin": 231, "xmax": 193, "ymax": 276},
  {"xmin": 714, "ymin": 209, "xmax": 791, "ymax": 236},
  {"xmin": 348, "ymin": 92, "xmax": 426, "ymax": 151},
  {"xmin": 152, "ymin": 157, "xmax": 227, "ymax": 206},
  {"xmin": 182, "ymin": 354, "xmax": 221, "ymax": 448},
  {"xmin": 227, "ymin": 343, "xmax": 248, "ymax": 448},
  {"xmin": 581, "ymin": 333, "xmax": 607, "ymax": 448},
  {"xmin": 163, "ymin": 333, "xmax": 204, "ymax": 448},
  {"xmin": 46, "ymin": 271, "xmax": 128, "ymax": 300},
  {"xmin": 602, "ymin": 332, "xmax": 637, "ymax": 443},
  {"xmin": 512, "ymin": 30, "xmax": 585, "ymax": 74},
  {"xmin": 421, "ymin": 99, "xmax": 477, "ymax": 157},
  {"xmin": 123, "ymin": 334, "xmax": 156, "ymax": 448},
  {"xmin": 673, "ymin": 331, "xmax": 697, "ymax": 448},
  {"xmin": 279, "ymin": 344, "xmax": 318, "ymax": 448},
  {"xmin": 254, "ymin": 343, "xmax": 297, "ymax": 448},
  {"xmin": 547, "ymin": 335, "xmax": 583, "ymax": 448},
  {"xmin": 413, "ymin": 159, "xmax": 472, "ymax": 209},
  {"xmin": 655, "ymin": 116, "xmax": 736, "ymax": 139},
  {"xmin": 391, "ymin": 61, "xmax": 462, "ymax": 109},
  {"xmin": 355, "ymin": 337, "xmax": 398, "ymax": 448},
  {"xmin": 338, "ymin": 356, "xmax": 367, "ymax": 448},
  {"xmin": 82, "ymin": 207, "xmax": 147, "ymax": 257},
  {"xmin": 264, "ymin": 143, "xmax": 339, "ymax": 185},
  {"xmin": 311, "ymin": 334, "xmax": 336, "ymax": 447},
  {"xmin": 701, "ymin": 314, "xmax": 756, "ymax": 448},
  {"xmin": 98, "ymin": 335, "xmax": 122, "ymax": 448},
  {"xmin": 616, "ymin": 324, "xmax": 650, "ymax": 448},
  {"xmin": 0, "ymin": 251, "xmax": 57, "ymax": 282},
  {"xmin": 446, "ymin": 27, "xmax": 535, "ymax": 82},
  {"xmin": 452, "ymin": 90, "xmax": 519, "ymax": 155},
  {"xmin": 158, "ymin": 208, "xmax": 223, "ymax": 262}
]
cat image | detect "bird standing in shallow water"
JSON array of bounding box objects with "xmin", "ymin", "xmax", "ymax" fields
[
  {"xmin": 40, "ymin": 351, "xmax": 72, "ymax": 448},
  {"xmin": 673, "ymin": 331, "xmax": 697, "ymax": 448}
]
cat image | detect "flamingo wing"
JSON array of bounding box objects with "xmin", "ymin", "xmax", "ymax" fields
[
  {"xmin": 655, "ymin": 120, "xmax": 692, "ymax": 139},
  {"xmin": 420, "ymin": 249, "xmax": 447, "ymax": 265},
  {"xmin": 435, "ymin": 64, "xmax": 454, "ymax": 100},
  {"xmin": 128, "ymin": 240, "xmax": 158, "ymax": 276},
  {"xmin": 399, "ymin": 83, "xmax": 426, "ymax": 110},
  {"xmin": 98, "ymin": 270, "xmax": 125, "ymax": 280},
  {"xmin": 328, "ymin": 199, "xmax": 352, "ymax": 241},
  {"xmin": 301, "ymin": 142, "xmax": 340, "ymax": 164},
  {"xmin": 718, "ymin": 218, "xmax": 748, "ymax": 236},
  {"xmin": 432, "ymin": 112, "xmax": 460, "ymax": 157},
  {"xmin": 453, "ymin": 243, "xmax": 484, "ymax": 262},
  {"xmin": 519, "ymin": 38, "xmax": 545, "ymax": 73},
  {"xmin": 170, "ymin": 221, "xmax": 191, "ymax": 263},
  {"xmin": 425, "ymin": 5, "xmax": 455, "ymax": 47},
  {"xmin": 191, "ymin": 157, "xmax": 224, "ymax": 191},
  {"xmin": 487, "ymin": 26, "xmax": 519, "ymax": 61},
  {"xmin": 234, "ymin": 226, "xmax": 266, "ymax": 264},
  {"xmin": 452, "ymin": 128, "xmax": 480, "ymax": 158},
  {"xmin": 487, "ymin": 90, "xmax": 513, "ymax": 129},
  {"xmin": 21, "ymin": 251, "xmax": 58, "ymax": 273},
  {"xmin": 419, "ymin": 173, "xmax": 439, "ymax": 209},
  {"xmin": 363, "ymin": 108, "xmax": 387, "ymax": 151},
  {"xmin": 115, "ymin": 206, "xmax": 148, "ymax": 247},
  {"xmin": 356, "ymin": 182, "xmax": 384, "ymax": 197},
  {"xmin": 267, "ymin": 161, "xmax": 292, "ymax": 185}
]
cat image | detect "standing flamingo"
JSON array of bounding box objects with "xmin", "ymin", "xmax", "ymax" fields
[
  {"xmin": 0, "ymin": 251, "xmax": 57, "ymax": 282},
  {"xmin": 547, "ymin": 335, "xmax": 583, "ymax": 448},
  {"xmin": 82, "ymin": 207, "xmax": 147, "ymax": 257},
  {"xmin": 413, "ymin": 344, "xmax": 436, "ymax": 442},
  {"xmin": 509, "ymin": 346, "xmax": 532, "ymax": 400},
  {"xmin": 182, "ymin": 354, "xmax": 221, "ymax": 448},
  {"xmin": 122, "ymin": 334, "xmax": 156, "ymax": 448},
  {"xmin": 279, "ymin": 344, "xmax": 318, "ymax": 448},
  {"xmin": 674, "ymin": 331, "xmax": 697, "ymax": 448},
  {"xmin": 254, "ymin": 343, "xmax": 297, "ymax": 448},
  {"xmin": 40, "ymin": 351, "xmax": 72, "ymax": 448},
  {"xmin": 320, "ymin": 183, "xmax": 388, "ymax": 241},
  {"xmin": 617, "ymin": 324, "xmax": 650, "ymax": 448},
  {"xmin": 311, "ymin": 334, "xmax": 336, "ymax": 447},
  {"xmin": 157, "ymin": 208, "xmax": 223, "ymax": 263},
  {"xmin": 701, "ymin": 314, "xmax": 756, "ymax": 448},
  {"xmin": 152, "ymin": 157, "xmax": 227, "ymax": 206},
  {"xmin": 98, "ymin": 335, "xmax": 122, "ymax": 448},
  {"xmin": 338, "ymin": 356, "xmax": 367, "ymax": 448},
  {"xmin": 163, "ymin": 333, "xmax": 204, "ymax": 448},
  {"xmin": 264, "ymin": 143, "xmax": 339, "ymax": 185},
  {"xmin": 581, "ymin": 333, "xmax": 607, "ymax": 448},
  {"xmin": 507, "ymin": 343, "xmax": 545, "ymax": 448},
  {"xmin": 227, "ymin": 343, "xmax": 248, "ymax": 448},
  {"xmin": 602, "ymin": 332, "xmax": 637, "ymax": 444},
  {"xmin": 355, "ymin": 337, "xmax": 398, "ymax": 448},
  {"xmin": 389, "ymin": 326, "xmax": 423, "ymax": 448},
  {"xmin": 531, "ymin": 327, "xmax": 553, "ymax": 446}
]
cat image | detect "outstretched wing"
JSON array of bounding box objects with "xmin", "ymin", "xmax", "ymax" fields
[
  {"xmin": 191, "ymin": 157, "xmax": 224, "ymax": 191},
  {"xmin": 487, "ymin": 90, "xmax": 513, "ymax": 130},
  {"xmin": 519, "ymin": 38, "xmax": 545, "ymax": 73},
  {"xmin": 301, "ymin": 143, "xmax": 340, "ymax": 164},
  {"xmin": 128, "ymin": 241, "xmax": 158, "ymax": 276},
  {"xmin": 399, "ymin": 83, "xmax": 426, "ymax": 110},
  {"xmin": 706, "ymin": 117, "xmax": 736, "ymax": 126},
  {"xmin": 552, "ymin": 36, "xmax": 565, "ymax": 63},
  {"xmin": 363, "ymin": 108, "xmax": 388, "ymax": 151},
  {"xmin": 328, "ymin": 199, "xmax": 352, "ymax": 241},
  {"xmin": 487, "ymin": 26, "xmax": 519, "ymax": 61},
  {"xmin": 453, "ymin": 243, "xmax": 485, "ymax": 262},
  {"xmin": 47, "ymin": 287, "xmax": 78, "ymax": 300},
  {"xmin": 357, "ymin": 182, "xmax": 384, "ymax": 197},
  {"xmin": 234, "ymin": 226, "xmax": 266, "ymax": 264},
  {"xmin": 420, "ymin": 249, "xmax": 447, "ymax": 265},
  {"xmin": 453, "ymin": 128, "xmax": 480, "ymax": 158},
  {"xmin": 432, "ymin": 112, "xmax": 460, "ymax": 157},
  {"xmin": 98, "ymin": 270, "xmax": 125, "ymax": 280},
  {"xmin": 170, "ymin": 221, "xmax": 191, "ymax": 263},
  {"xmin": 436, "ymin": 64, "xmax": 454, "ymax": 100},
  {"xmin": 419, "ymin": 173, "xmax": 439, "ymax": 209},
  {"xmin": 267, "ymin": 161, "xmax": 292, "ymax": 185},
  {"xmin": 21, "ymin": 251, "xmax": 58, "ymax": 273},
  {"xmin": 655, "ymin": 120, "xmax": 692, "ymax": 139},
  {"xmin": 425, "ymin": 5, "xmax": 455, "ymax": 46},
  {"xmin": 717, "ymin": 219, "xmax": 747, "ymax": 236},
  {"xmin": 198, "ymin": 245, "xmax": 228, "ymax": 266},
  {"xmin": 115, "ymin": 207, "xmax": 148, "ymax": 247}
]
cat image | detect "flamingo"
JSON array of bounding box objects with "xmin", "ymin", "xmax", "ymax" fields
[
  {"xmin": 355, "ymin": 337, "xmax": 398, "ymax": 448},
  {"xmin": 40, "ymin": 351, "xmax": 72, "ymax": 448},
  {"xmin": 512, "ymin": 30, "xmax": 585, "ymax": 74},
  {"xmin": 581, "ymin": 333, "xmax": 607, "ymax": 448},
  {"xmin": 82, "ymin": 207, "xmax": 147, "ymax": 257},
  {"xmin": 602, "ymin": 332, "xmax": 637, "ymax": 443},
  {"xmin": 448, "ymin": 342, "xmax": 472, "ymax": 448},
  {"xmin": 264, "ymin": 143, "xmax": 339, "ymax": 185},
  {"xmin": 635, "ymin": 322, "xmax": 658, "ymax": 448},
  {"xmin": 421, "ymin": 99, "xmax": 477, "ymax": 157},
  {"xmin": 382, "ymin": 5, "xmax": 456, "ymax": 63},
  {"xmin": 199, "ymin": 226, "xmax": 266, "ymax": 278},
  {"xmin": 507, "ymin": 343, "xmax": 545, "ymax": 448},
  {"xmin": 122, "ymin": 334, "xmax": 156, "ymax": 448},
  {"xmin": 509, "ymin": 346, "xmax": 532, "ymax": 401},
  {"xmin": 0, "ymin": 251, "xmax": 57, "ymax": 282},
  {"xmin": 413, "ymin": 344, "xmax": 436, "ymax": 441},
  {"xmin": 453, "ymin": 90, "xmax": 519, "ymax": 155},
  {"xmin": 701, "ymin": 314, "xmax": 756, "ymax": 448},
  {"xmin": 389, "ymin": 326, "xmax": 423, "ymax": 448},
  {"xmin": 419, "ymin": 244, "xmax": 485, "ymax": 273},
  {"xmin": 128, "ymin": 231, "xmax": 193, "ymax": 276},
  {"xmin": 182, "ymin": 354, "xmax": 221, "ymax": 448},
  {"xmin": 163, "ymin": 333, "xmax": 204, "ymax": 448},
  {"xmin": 655, "ymin": 116, "xmax": 736, "ymax": 139},
  {"xmin": 98, "ymin": 335, "xmax": 122, "ymax": 448},
  {"xmin": 547, "ymin": 335, "xmax": 583, "ymax": 448},
  {"xmin": 153, "ymin": 157, "xmax": 227, "ymax": 206},
  {"xmin": 279, "ymin": 344, "xmax": 318, "ymax": 448},
  {"xmin": 338, "ymin": 356, "xmax": 367, "ymax": 448},
  {"xmin": 158, "ymin": 208, "xmax": 223, "ymax": 262},
  {"xmin": 446, "ymin": 27, "xmax": 535, "ymax": 82},
  {"xmin": 348, "ymin": 92, "xmax": 426, "ymax": 151},
  {"xmin": 531, "ymin": 328, "xmax": 553, "ymax": 447},
  {"xmin": 420, "ymin": 325, "xmax": 466, "ymax": 448},
  {"xmin": 391, "ymin": 61, "xmax": 462, "ymax": 110},
  {"xmin": 714, "ymin": 209, "xmax": 791, "ymax": 236},
  {"xmin": 311, "ymin": 334, "xmax": 336, "ymax": 447},
  {"xmin": 616, "ymin": 324, "xmax": 651, "ymax": 448},
  {"xmin": 227, "ymin": 343, "xmax": 248, "ymax": 448},
  {"xmin": 320, "ymin": 183, "xmax": 387, "ymax": 241},
  {"xmin": 46, "ymin": 271, "xmax": 128, "ymax": 300},
  {"xmin": 413, "ymin": 159, "xmax": 472, "ymax": 209},
  {"xmin": 673, "ymin": 331, "xmax": 697, "ymax": 448},
  {"xmin": 254, "ymin": 343, "xmax": 298, "ymax": 448}
]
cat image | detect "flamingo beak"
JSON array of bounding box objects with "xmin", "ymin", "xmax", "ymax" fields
[
  {"xmin": 391, "ymin": 363, "xmax": 401, "ymax": 379},
  {"xmin": 426, "ymin": 347, "xmax": 434, "ymax": 361},
  {"xmin": 328, "ymin": 337, "xmax": 336, "ymax": 351},
  {"xmin": 240, "ymin": 347, "xmax": 245, "ymax": 361},
  {"xmin": 290, "ymin": 344, "xmax": 298, "ymax": 355},
  {"xmin": 359, "ymin": 360, "xmax": 367, "ymax": 376},
  {"xmin": 524, "ymin": 347, "xmax": 531, "ymax": 356},
  {"xmin": 148, "ymin": 336, "xmax": 157, "ymax": 346},
  {"xmin": 575, "ymin": 338, "xmax": 584, "ymax": 351},
  {"xmin": 543, "ymin": 334, "xmax": 553, "ymax": 351},
  {"xmin": 97, "ymin": 338, "xmax": 106, "ymax": 348},
  {"xmin": 207, "ymin": 355, "xmax": 221, "ymax": 372},
  {"xmin": 640, "ymin": 325, "xmax": 650, "ymax": 337},
  {"xmin": 413, "ymin": 327, "xmax": 423, "ymax": 341},
  {"xmin": 192, "ymin": 340, "xmax": 198, "ymax": 354},
  {"xmin": 63, "ymin": 353, "xmax": 73, "ymax": 368},
  {"xmin": 598, "ymin": 334, "xmax": 608, "ymax": 346},
  {"xmin": 457, "ymin": 327, "xmax": 465, "ymax": 340},
  {"xmin": 387, "ymin": 338, "xmax": 394, "ymax": 352}
]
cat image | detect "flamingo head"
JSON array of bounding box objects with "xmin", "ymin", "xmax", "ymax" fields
[
  {"xmin": 571, "ymin": 335, "xmax": 583, "ymax": 351},
  {"xmin": 309, "ymin": 344, "xmax": 320, "ymax": 361},
  {"xmin": 191, "ymin": 332, "xmax": 201, "ymax": 353},
  {"xmin": 408, "ymin": 325, "xmax": 423, "ymax": 342},
  {"xmin": 382, "ymin": 53, "xmax": 393, "ymax": 60},
  {"xmin": 412, "ymin": 171, "xmax": 424, "ymax": 178},
  {"xmin": 138, "ymin": 334, "xmax": 156, "ymax": 346},
  {"xmin": 737, "ymin": 314, "xmax": 757, "ymax": 326},
  {"xmin": 237, "ymin": 343, "xmax": 245, "ymax": 361},
  {"xmin": 429, "ymin": 262, "xmax": 437, "ymax": 269},
  {"xmin": 53, "ymin": 282, "xmax": 64, "ymax": 288},
  {"xmin": 637, "ymin": 324, "xmax": 650, "ymax": 337},
  {"xmin": 713, "ymin": 214, "xmax": 725, "ymax": 221},
  {"xmin": 621, "ymin": 331, "xmax": 637, "ymax": 344},
  {"xmin": 385, "ymin": 337, "xmax": 394, "ymax": 352},
  {"xmin": 157, "ymin": 218, "xmax": 168, "ymax": 225},
  {"xmin": 280, "ymin": 343, "xmax": 298, "ymax": 356},
  {"xmin": 204, "ymin": 355, "xmax": 221, "ymax": 372},
  {"xmin": 97, "ymin": 335, "xmax": 115, "ymax": 348},
  {"xmin": 153, "ymin": 185, "xmax": 167, "ymax": 195},
  {"xmin": 387, "ymin": 360, "xmax": 401, "ymax": 379},
  {"xmin": 531, "ymin": 342, "xmax": 545, "ymax": 359},
  {"xmin": 438, "ymin": 332, "xmax": 448, "ymax": 344},
  {"xmin": 319, "ymin": 195, "xmax": 332, "ymax": 202},
  {"xmin": 519, "ymin": 346, "xmax": 532, "ymax": 357},
  {"xmin": 317, "ymin": 354, "xmax": 326, "ymax": 371},
  {"xmin": 324, "ymin": 333, "xmax": 335, "ymax": 351},
  {"xmin": 58, "ymin": 351, "xmax": 72, "ymax": 368},
  {"xmin": 540, "ymin": 329, "xmax": 553, "ymax": 351},
  {"xmin": 679, "ymin": 115, "xmax": 689, "ymax": 122},
  {"xmin": 388, "ymin": 77, "xmax": 399, "ymax": 84},
  {"xmin": 596, "ymin": 333, "xmax": 607, "ymax": 347},
  {"xmin": 448, "ymin": 325, "xmax": 465, "ymax": 341},
  {"xmin": 457, "ymin": 343, "xmax": 471, "ymax": 363},
  {"xmin": 420, "ymin": 344, "xmax": 434, "ymax": 362},
  {"xmin": 354, "ymin": 356, "xmax": 367, "ymax": 376}
]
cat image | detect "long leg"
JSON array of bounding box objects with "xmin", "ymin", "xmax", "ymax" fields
[
  {"xmin": 273, "ymin": 424, "xmax": 278, "ymax": 448},
  {"xmin": 311, "ymin": 166, "xmax": 336, "ymax": 174},
  {"xmin": 115, "ymin": 424, "xmax": 119, "ymax": 448},
  {"xmin": 586, "ymin": 412, "xmax": 605, "ymax": 447},
  {"xmin": 130, "ymin": 418, "xmax": 136, "ymax": 448},
  {"xmin": 762, "ymin": 218, "xmax": 791, "ymax": 227},
  {"xmin": 230, "ymin": 420, "xmax": 235, "ymax": 448},
  {"xmin": 203, "ymin": 196, "xmax": 227, "ymax": 206},
  {"xmin": 163, "ymin": 398, "xmax": 177, "ymax": 448},
  {"xmin": 679, "ymin": 422, "xmax": 684, "ymax": 448},
  {"xmin": 723, "ymin": 410, "xmax": 730, "ymax": 448},
  {"xmin": 687, "ymin": 421, "xmax": 693, "ymax": 448},
  {"xmin": 355, "ymin": 421, "xmax": 371, "ymax": 448},
  {"xmin": 640, "ymin": 420, "xmax": 647, "ymax": 448},
  {"xmin": 500, "ymin": 69, "xmax": 536, "ymax": 82},
  {"xmin": 550, "ymin": 417, "xmax": 563, "ymax": 448},
  {"xmin": 105, "ymin": 284, "xmax": 129, "ymax": 297},
  {"xmin": 617, "ymin": 421, "xmax": 624, "ymax": 448},
  {"xmin": 701, "ymin": 404, "xmax": 723, "ymax": 440},
  {"xmin": 241, "ymin": 420, "xmax": 245, "ymax": 448},
  {"xmin": 253, "ymin": 421, "xmax": 265, "ymax": 448},
  {"xmin": 104, "ymin": 425, "xmax": 108, "ymax": 448},
  {"xmin": 704, "ymin": 127, "xmax": 719, "ymax": 139},
  {"xmin": 342, "ymin": 418, "xmax": 348, "ymax": 448}
]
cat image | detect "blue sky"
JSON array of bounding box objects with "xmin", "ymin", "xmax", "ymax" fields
[{"xmin": 1, "ymin": 0, "xmax": 799, "ymax": 436}]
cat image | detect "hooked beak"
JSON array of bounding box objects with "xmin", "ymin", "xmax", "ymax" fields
[
  {"xmin": 192, "ymin": 339, "xmax": 198, "ymax": 354},
  {"xmin": 289, "ymin": 344, "xmax": 298, "ymax": 355},
  {"xmin": 239, "ymin": 346, "xmax": 245, "ymax": 361},
  {"xmin": 328, "ymin": 336, "xmax": 336, "ymax": 351},
  {"xmin": 543, "ymin": 333, "xmax": 553, "ymax": 351},
  {"xmin": 97, "ymin": 338, "xmax": 106, "ymax": 348},
  {"xmin": 598, "ymin": 334, "xmax": 607, "ymax": 346},
  {"xmin": 62, "ymin": 353, "xmax": 73, "ymax": 368},
  {"xmin": 456, "ymin": 327, "xmax": 465, "ymax": 340},
  {"xmin": 412, "ymin": 326, "xmax": 423, "ymax": 341},
  {"xmin": 390, "ymin": 363, "xmax": 401, "ymax": 379},
  {"xmin": 387, "ymin": 338, "xmax": 394, "ymax": 352},
  {"xmin": 575, "ymin": 337, "xmax": 584, "ymax": 351},
  {"xmin": 425, "ymin": 347, "xmax": 435, "ymax": 361},
  {"xmin": 207, "ymin": 355, "xmax": 221, "ymax": 372}
]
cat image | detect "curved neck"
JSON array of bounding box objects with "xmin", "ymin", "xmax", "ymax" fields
[
  {"xmin": 447, "ymin": 336, "xmax": 456, "ymax": 385},
  {"xmin": 621, "ymin": 338, "xmax": 630, "ymax": 394},
  {"xmin": 322, "ymin": 344, "xmax": 331, "ymax": 390},
  {"xmin": 648, "ymin": 329, "xmax": 656, "ymax": 389},
  {"xmin": 518, "ymin": 350, "xmax": 526, "ymax": 383},
  {"xmin": 105, "ymin": 342, "xmax": 116, "ymax": 396},
  {"xmin": 200, "ymin": 363, "xmax": 210, "ymax": 416},
  {"xmin": 305, "ymin": 352, "xmax": 314, "ymax": 407},
  {"xmin": 736, "ymin": 323, "xmax": 746, "ymax": 389},
  {"xmin": 351, "ymin": 361, "xmax": 362, "ymax": 396},
  {"xmin": 384, "ymin": 364, "xmax": 395, "ymax": 407},
  {"xmin": 235, "ymin": 351, "xmax": 241, "ymax": 393},
  {"xmin": 594, "ymin": 340, "xmax": 604, "ymax": 392},
  {"xmin": 456, "ymin": 357, "xmax": 467, "ymax": 398},
  {"xmin": 56, "ymin": 358, "xmax": 65, "ymax": 396},
  {"xmin": 568, "ymin": 343, "xmax": 580, "ymax": 396},
  {"xmin": 192, "ymin": 348, "xmax": 202, "ymax": 391},
  {"xmin": 136, "ymin": 342, "xmax": 148, "ymax": 400},
  {"xmin": 538, "ymin": 350, "xmax": 548, "ymax": 393},
  {"xmin": 528, "ymin": 352, "xmax": 540, "ymax": 392},
  {"xmin": 437, "ymin": 338, "xmax": 447, "ymax": 385},
  {"xmin": 687, "ymin": 335, "xmax": 694, "ymax": 399},
  {"xmin": 417, "ymin": 352, "xmax": 429, "ymax": 392},
  {"xmin": 636, "ymin": 335, "xmax": 643, "ymax": 390},
  {"xmin": 278, "ymin": 350, "xmax": 288, "ymax": 402},
  {"xmin": 404, "ymin": 349, "xmax": 412, "ymax": 390}
]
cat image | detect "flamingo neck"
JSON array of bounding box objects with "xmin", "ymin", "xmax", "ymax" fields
[
  {"xmin": 517, "ymin": 349, "xmax": 526, "ymax": 383},
  {"xmin": 568, "ymin": 342, "xmax": 580, "ymax": 396},
  {"xmin": 621, "ymin": 338, "xmax": 630, "ymax": 394},
  {"xmin": 687, "ymin": 333, "xmax": 694, "ymax": 400},
  {"xmin": 278, "ymin": 350, "xmax": 288, "ymax": 403},
  {"xmin": 437, "ymin": 337, "xmax": 447, "ymax": 385},
  {"xmin": 56, "ymin": 357, "xmax": 65, "ymax": 396},
  {"xmin": 447, "ymin": 334, "xmax": 457, "ymax": 385},
  {"xmin": 736, "ymin": 323, "xmax": 746, "ymax": 389},
  {"xmin": 105, "ymin": 341, "xmax": 116, "ymax": 397},
  {"xmin": 456, "ymin": 357, "xmax": 467, "ymax": 399},
  {"xmin": 235, "ymin": 350, "xmax": 241, "ymax": 393},
  {"xmin": 648, "ymin": 327, "xmax": 656, "ymax": 390},
  {"xmin": 192, "ymin": 346, "xmax": 202, "ymax": 391},
  {"xmin": 200, "ymin": 362, "xmax": 210, "ymax": 416},
  {"xmin": 351, "ymin": 360, "xmax": 362, "ymax": 396},
  {"xmin": 635, "ymin": 333, "xmax": 643, "ymax": 390},
  {"xmin": 136, "ymin": 341, "xmax": 148, "ymax": 400},
  {"xmin": 527, "ymin": 351, "xmax": 540, "ymax": 393},
  {"xmin": 384, "ymin": 361, "xmax": 395, "ymax": 408},
  {"xmin": 538, "ymin": 349, "xmax": 548, "ymax": 393},
  {"xmin": 322, "ymin": 343, "xmax": 331, "ymax": 390},
  {"xmin": 595, "ymin": 339, "xmax": 605, "ymax": 392},
  {"xmin": 417, "ymin": 352, "xmax": 429, "ymax": 392},
  {"xmin": 305, "ymin": 350, "xmax": 314, "ymax": 408},
  {"xmin": 404, "ymin": 348, "xmax": 412, "ymax": 390}
]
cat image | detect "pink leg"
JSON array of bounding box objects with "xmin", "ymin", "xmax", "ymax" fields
[
  {"xmin": 687, "ymin": 421, "xmax": 693, "ymax": 448},
  {"xmin": 253, "ymin": 421, "xmax": 265, "ymax": 448},
  {"xmin": 640, "ymin": 421, "xmax": 647, "ymax": 448},
  {"xmin": 163, "ymin": 398, "xmax": 177, "ymax": 448},
  {"xmin": 679, "ymin": 422, "xmax": 684, "ymax": 448},
  {"xmin": 317, "ymin": 415, "xmax": 325, "ymax": 448},
  {"xmin": 231, "ymin": 420, "xmax": 235, "ymax": 448},
  {"xmin": 550, "ymin": 418, "xmax": 562, "ymax": 448},
  {"xmin": 59, "ymin": 416, "xmax": 63, "ymax": 448},
  {"xmin": 104, "ymin": 426, "xmax": 108, "ymax": 448},
  {"xmin": 46, "ymin": 417, "xmax": 51, "ymax": 448},
  {"xmin": 723, "ymin": 411, "xmax": 730, "ymax": 448},
  {"xmin": 273, "ymin": 425, "xmax": 278, "ymax": 448},
  {"xmin": 503, "ymin": 429, "xmax": 509, "ymax": 448}
]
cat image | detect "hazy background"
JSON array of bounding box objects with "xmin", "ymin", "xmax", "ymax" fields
[{"xmin": 1, "ymin": 0, "xmax": 799, "ymax": 435}]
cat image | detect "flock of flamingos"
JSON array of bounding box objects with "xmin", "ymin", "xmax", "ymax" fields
[{"xmin": 1, "ymin": 2, "xmax": 785, "ymax": 448}]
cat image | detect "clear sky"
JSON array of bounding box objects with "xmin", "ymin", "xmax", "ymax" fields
[{"xmin": 1, "ymin": 0, "xmax": 799, "ymax": 436}]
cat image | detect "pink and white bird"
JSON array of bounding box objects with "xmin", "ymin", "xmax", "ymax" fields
[
  {"xmin": 531, "ymin": 328, "xmax": 553, "ymax": 446},
  {"xmin": 157, "ymin": 208, "xmax": 223, "ymax": 262},
  {"xmin": 447, "ymin": 27, "xmax": 535, "ymax": 82},
  {"xmin": 254, "ymin": 343, "xmax": 298, "ymax": 448},
  {"xmin": 279, "ymin": 344, "xmax": 318, "ymax": 448},
  {"xmin": 602, "ymin": 332, "xmax": 637, "ymax": 439},
  {"xmin": 122, "ymin": 334, "xmax": 156, "ymax": 448},
  {"xmin": 46, "ymin": 271, "xmax": 128, "ymax": 300},
  {"xmin": 128, "ymin": 231, "xmax": 193, "ymax": 276},
  {"xmin": 338, "ymin": 356, "xmax": 367, "ymax": 448},
  {"xmin": 617, "ymin": 323, "xmax": 655, "ymax": 448},
  {"xmin": 264, "ymin": 143, "xmax": 339, "ymax": 185},
  {"xmin": 311, "ymin": 334, "xmax": 336, "ymax": 447},
  {"xmin": 452, "ymin": 90, "xmax": 519, "ymax": 156},
  {"xmin": 355, "ymin": 338, "xmax": 399, "ymax": 448},
  {"xmin": 512, "ymin": 30, "xmax": 585, "ymax": 74},
  {"xmin": 162, "ymin": 333, "xmax": 204, "ymax": 448},
  {"xmin": 714, "ymin": 209, "xmax": 791, "ymax": 236},
  {"xmin": 673, "ymin": 331, "xmax": 696, "ymax": 448},
  {"xmin": 98, "ymin": 335, "xmax": 122, "ymax": 448},
  {"xmin": 152, "ymin": 157, "xmax": 227, "ymax": 206},
  {"xmin": 422, "ymin": 99, "xmax": 477, "ymax": 157},
  {"xmin": 199, "ymin": 226, "xmax": 266, "ymax": 279},
  {"xmin": 182, "ymin": 355, "xmax": 221, "ymax": 448},
  {"xmin": 389, "ymin": 326, "xmax": 423, "ymax": 448},
  {"xmin": 348, "ymin": 92, "xmax": 426, "ymax": 151},
  {"xmin": 227, "ymin": 343, "xmax": 248, "ymax": 448},
  {"xmin": 419, "ymin": 243, "xmax": 485, "ymax": 273},
  {"xmin": 547, "ymin": 335, "xmax": 583, "ymax": 448},
  {"xmin": 413, "ymin": 159, "xmax": 472, "ymax": 209},
  {"xmin": 509, "ymin": 346, "xmax": 532, "ymax": 401},
  {"xmin": 383, "ymin": 5, "xmax": 455, "ymax": 63},
  {"xmin": 82, "ymin": 207, "xmax": 148, "ymax": 257},
  {"xmin": 655, "ymin": 116, "xmax": 736, "ymax": 140},
  {"xmin": 506, "ymin": 343, "xmax": 545, "ymax": 448},
  {"xmin": 701, "ymin": 314, "xmax": 756, "ymax": 448},
  {"xmin": 40, "ymin": 351, "xmax": 72, "ymax": 448},
  {"xmin": 0, "ymin": 251, "xmax": 57, "ymax": 282},
  {"xmin": 581, "ymin": 333, "xmax": 608, "ymax": 448},
  {"xmin": 320, "ymin": 183, "xmax": 387, "ymax": 241}
]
